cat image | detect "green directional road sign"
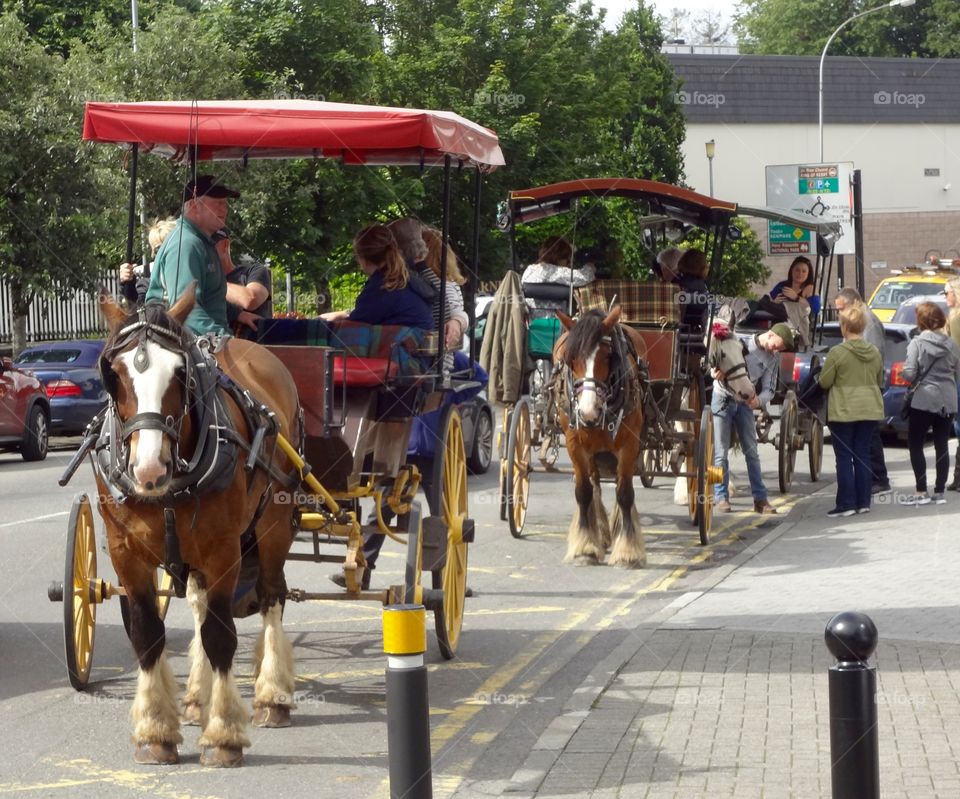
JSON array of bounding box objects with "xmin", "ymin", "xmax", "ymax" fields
[{"xmin": 768, "ymin": 221, "xmax": 812, "ymax": 254}]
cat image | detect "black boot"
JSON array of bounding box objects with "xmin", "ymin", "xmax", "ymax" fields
[{"xmin": 949, "ymin": 445, "xmax": 960, "ymax": 492}]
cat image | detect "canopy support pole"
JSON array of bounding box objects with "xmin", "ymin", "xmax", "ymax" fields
[
  {"xmin": 438, "ymin": 155, "xmax": 451, "ymax": 382},
  {"xmin": 125, "ymin": 144, "xmax": 139, "ymax": 264},
  {"xmin": 469, "ymin": 168, "xmax": 482, "ymax": 365}
]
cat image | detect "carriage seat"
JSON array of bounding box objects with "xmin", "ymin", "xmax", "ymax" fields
[
  {"xmin": 255, "ymin": 318, "xmax": 428, "ymax": 386},
  {"xmin": 576, "ymin": 280, "xmax": 680, "ymax": 326},
  {"xmin": 331, "ymin": 356, "xmax": 399, "ymax": 387},
  {"xmin": 522, "ymin": 281, "xmax": 573, "ymax": 303}
]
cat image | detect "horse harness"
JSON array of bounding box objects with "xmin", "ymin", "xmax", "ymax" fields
[
  {"xmin": 557, "ymin": 323, "xmax": 643, "ymax": 439},
  {"xmin": 60, "ymin": 307, "xmax": 300, "ymax": 597}
]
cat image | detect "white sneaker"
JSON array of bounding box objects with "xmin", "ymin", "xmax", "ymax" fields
[{"xmin": 933, "ymin": 493, "xmax": 947, "ymax": 505}]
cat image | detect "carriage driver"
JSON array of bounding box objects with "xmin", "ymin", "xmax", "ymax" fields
[
  {"xmin": 145, "ymin": 175, "xmax": 259, "ymax": 336},
  {"xmin": 710, "ymin": 323, "xmax": 795, "ymax": 515}
]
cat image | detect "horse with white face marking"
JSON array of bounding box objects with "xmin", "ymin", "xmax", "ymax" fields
[
  {"xmin": 96, "ymin": 287, "xmax": 301, "ymax": 767},
  {"xmin": 553, "ymin": 307, "xmax": 646, "ymax": 567}
]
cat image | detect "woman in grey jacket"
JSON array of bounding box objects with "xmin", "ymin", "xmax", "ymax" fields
[{"xmin": 900, "ymin": 302, "xmax": 960, "ymax": 505}]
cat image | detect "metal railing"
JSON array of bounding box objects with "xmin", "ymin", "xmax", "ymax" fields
[{"xmin": 0, "ymin": 273, "xmax": 122, "ymax": 344}]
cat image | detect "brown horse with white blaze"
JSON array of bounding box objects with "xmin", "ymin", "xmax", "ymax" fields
[
  {"xmin": 554, "ymin": 307, "xmax": 646, "ymax": 567},
  {"xmin": 96, "ymin": 286, "xmax": 301, "ymax": 767}
]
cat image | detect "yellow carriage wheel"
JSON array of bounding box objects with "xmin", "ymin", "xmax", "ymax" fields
[
  {"xmin": 429, "ymin": 404, "xmax": 469, "ymax": 660},
  {"xmin": 506, "ymin": 398, "xmax": 532, "ymax": 539},
  {"xmin": 64, "ymin": 494, "xmax": 97, "ymax": 691},
  {"xmin": 686, "ymin": 372, "xmax": 705, "ymax": 525},
  {"xmin": 696, "ymin": 406, "xmax": 716, "ymax": 546}
]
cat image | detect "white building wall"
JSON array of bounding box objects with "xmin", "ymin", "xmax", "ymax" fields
[
  {"xmin": 680, "ymin": 123, "xmax": 960, "ymax": 296},
  {"xmin": 682, "ymin": 123, "xmax": 960, "ymax": 213}
]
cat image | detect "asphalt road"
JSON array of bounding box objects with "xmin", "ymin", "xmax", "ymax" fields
[{"xmin": 0, "ymin": 429, "xmax": 823, "ymax": 798}]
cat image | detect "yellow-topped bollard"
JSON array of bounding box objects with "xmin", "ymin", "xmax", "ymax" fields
[
  {"xmin": 383, "ymin": 604, "xmax": 427, "ymax": 659},
  {"xmin": 383, "ymin": 604, "xmax": 432, "ymax": 799}
]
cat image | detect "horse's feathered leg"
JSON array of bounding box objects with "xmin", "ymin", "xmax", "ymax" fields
[
  {"xmin": 590, "ymin": 464, "xmax": 611, "ymax": 551},
  {"xmin": 608, "ymin": 409, "xmax": 647, "ymax": 568},
  {"xmin": 252, "ymin": 506, "xmax": 296, "ymax": 728},
  {"xmin": 197, "ymin": 554, "xmax": 250, "ymax": 768},
  {"xmin": 565, "ymin": 437, "xmax": 604, "ymax": 564},
  {"xmin": 182, "ymin": 572, "xmax": 211, "ymax": 727},
  {"xmin": 125, "ymin": 581, "xmax": 182, "ymax": 764}
]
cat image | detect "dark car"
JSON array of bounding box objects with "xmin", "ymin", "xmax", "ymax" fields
[
  {"xmin": 0, "ymin": 356, "xmax": 50, "ymax": 461},
  {"xmin": 890, "ymin": 295, "xmax": 949, "ymax": 326},
  {"xmin": 795, "ymin": 322, "xmax": 917, "ymax": 436},
  {"xmin": 14, "ymin": 340, "xmax": 107, "ymax": 435}
]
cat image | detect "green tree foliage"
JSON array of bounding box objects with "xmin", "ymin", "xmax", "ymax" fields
[
  {"xmin": 369, "ymin": 0, "xmax": 686, "ymax": 281},
  {"xmin": 0, "ymin": 12, "xmax": 115, "ymax": 353},
  {"xmin": 734, "ymin": 0, "xmax": 936, "ymax": 57}
]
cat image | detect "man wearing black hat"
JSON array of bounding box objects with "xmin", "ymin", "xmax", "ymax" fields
[{"xmin": 145, "ymin": 174, "xmax": 245, "ymax": 336}]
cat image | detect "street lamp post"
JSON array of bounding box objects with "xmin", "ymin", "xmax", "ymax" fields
[
  {"xmin": 705, "ymin": 139, "xmax": 716, "ymax": 197},
  {"xmin": 818, "ymin": 0, "xmax": 916, "ymax": 162}
]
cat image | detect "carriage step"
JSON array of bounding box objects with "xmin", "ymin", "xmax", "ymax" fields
[{"xmin": 672, "ymin": 409, "xmax": 697, "ymax": 422}]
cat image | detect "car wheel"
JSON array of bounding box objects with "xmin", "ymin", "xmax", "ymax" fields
[
  {"xmin": 467, "ymin": 408, "xmax": 493, "ymax": 475},
  {"xmin": 21, "ymin": 405, "xmax": 49, "ymax": 462}
]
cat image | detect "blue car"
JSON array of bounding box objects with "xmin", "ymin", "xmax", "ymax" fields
[
  {"xmin": 794, "ymin": 322, "xmax": 917, "ymax": 437},
  {"xmin": 14, "ymin": 340, "xmax": 108, "ymax": 435}
]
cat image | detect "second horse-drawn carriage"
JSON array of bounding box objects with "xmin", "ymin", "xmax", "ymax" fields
[{"xmin": 486, "ymin": 179, "xmax": 840, "ymax": 545}]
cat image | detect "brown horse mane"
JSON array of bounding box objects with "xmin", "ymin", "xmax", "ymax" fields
[
  {"xmin": 103, "ymin": 301, "xmax": 187, "ymax": 360},
  {"xmin": 562, "ymin": 309, "xmax": 609, "ymax": 366}
]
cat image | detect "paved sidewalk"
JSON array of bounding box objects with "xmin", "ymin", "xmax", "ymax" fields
[{"xmin": 503, "ymin": 446, "xmax": 960, "ymax": 798}]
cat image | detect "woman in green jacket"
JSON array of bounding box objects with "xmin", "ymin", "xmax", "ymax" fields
[{"xmin": 817, "ymin": 304, "xmax": 884, "ymax": 517}]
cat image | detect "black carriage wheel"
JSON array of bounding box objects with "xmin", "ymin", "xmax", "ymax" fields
[
  {"xmin": 639, "ymin": 449, "xmax": 656, "ymax": 489},
  {"xmin": 778, "ymin": 393, "xmax": 799, "ymax": 494},
  {"xmin": 696, "ymin": 406, "xmax": 715, "ymax": 546},
  {"xmin": 809, "ymin": 416, "xmax": 824, "ymax": 482},
  {"xmin": 506, "ymin": 399, "xmax": 532, "ymax": 539},
  {"xmin": 64, "ymin": 494, "xmax": 97, "ymax": 691},
  {"xmin": 428, "ymin": 404, "xmax": 469, "ymax": 660}
]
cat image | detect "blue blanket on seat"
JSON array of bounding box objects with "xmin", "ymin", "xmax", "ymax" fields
[{"xmin": 408, "ymin": 351, "xmax": 488, "ymax": 457}]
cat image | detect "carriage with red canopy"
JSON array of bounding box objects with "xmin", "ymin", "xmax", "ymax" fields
[{"xmin": 49, "ymin": 99, "xmax": 503, "ymax": 696}]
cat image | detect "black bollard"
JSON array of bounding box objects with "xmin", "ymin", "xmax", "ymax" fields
[
  {"xmin": 383, "ymin": 604, "xmax": 432, "ymax": 799},
  {"xmin": 824, "ymin": 611, "xmax": 880, "ymax": 799}
]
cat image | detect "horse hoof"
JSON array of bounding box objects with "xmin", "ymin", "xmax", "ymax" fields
[
  {"xmin": 133, "ymin": 742, "xmax": 179, "ymax": 765},
  {"xmin": 181, "ymin": 702, "xmax": 203, "ymax": 726},
  {"xmin": 253, "ymin": 705, "xmax": 291, "ymax": 728},
  {"xmin": 573, "ymin": 554, "xmax": 600, "ymax": 566},
  {"xmin": 200, "ymin": 745, "xmax": 244, "ymax": 768}
]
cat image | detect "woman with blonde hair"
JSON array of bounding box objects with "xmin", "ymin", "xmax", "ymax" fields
[
  {"xmin": 320, "ymin": 224, "xmax": 432, "ymax": 329},
  {"xmin": 388, "ymin": 217, "xmax": 469, "ymax": 349},
  {"xmin": 816, "ymin": 303, "xmax": 884, "ymax": 516},
  {"xmin": 118, "ymin": 217, "xmax": 177, "ymax": 307}
]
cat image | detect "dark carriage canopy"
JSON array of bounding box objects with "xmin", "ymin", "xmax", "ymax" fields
[
  {"xmin": 506, "ymin": 178, "xmax": 739, "ymax": 229},
  {"xmin": 82, "ymin": 99, "xmax": 505, "ymax": 170}
]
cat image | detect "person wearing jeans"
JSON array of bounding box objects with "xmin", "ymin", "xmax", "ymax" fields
[
  {"xmin": 712, "ymin": 324, "xmax": 795, "ymax": 514},
  {"xmin": 899, "ymin": 301, "xmax": 960, "ymax": 505},
  {"xmin": 817, "ymin": 304, "xmax": 884, "ymax": 517},
  {"xmin": 834, "ymin": 288, "xmax": 889, "ymax": 493}
]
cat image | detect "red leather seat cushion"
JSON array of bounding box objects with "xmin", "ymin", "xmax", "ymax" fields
[{"xmin": 332, "ymin": 356, "xmax": 397, "ymax": 387}]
